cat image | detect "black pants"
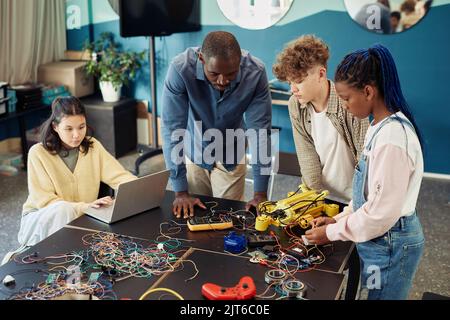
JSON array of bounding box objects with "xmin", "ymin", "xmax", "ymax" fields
[{"xmin": 345, "ymin": 246, "xmax": 360, "ymax": 300}]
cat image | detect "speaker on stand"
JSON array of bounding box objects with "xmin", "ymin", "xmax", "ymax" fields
[{"xmin": 113, "ymin": 0, "xmax": 201, "ymax": 175}]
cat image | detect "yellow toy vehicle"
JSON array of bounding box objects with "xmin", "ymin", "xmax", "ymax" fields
[{"xmin": 255, "ymin": 185, "xmax": 339, "ymax": 232}]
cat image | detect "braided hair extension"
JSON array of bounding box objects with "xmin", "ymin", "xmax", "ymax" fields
[{"xmin": 335, "ymin": 44, "xmax": 423, "ymax": 148}]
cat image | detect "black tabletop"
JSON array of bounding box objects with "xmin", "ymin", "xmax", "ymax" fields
[
  {"xmin": 68, "ymin": 191, "xmax": 354, "ymax": 274},
  {"xmin": 0, "ymin": 192, "xmax": 352, "ymax": 301},
  {"xmin": 0, "ymin": 228, "xmax": 162, "ymax": 300},
  {"xmin": 145, "ymin": 248, "xmax": 344, "ymax": 300}
]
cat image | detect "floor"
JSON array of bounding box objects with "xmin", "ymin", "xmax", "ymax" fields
[{"xmin": 0, "ymin": 151, "xmax": 449, "ymax": 300}]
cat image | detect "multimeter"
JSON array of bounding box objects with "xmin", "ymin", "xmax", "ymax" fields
[{"xmin": 187, "ymin": 215, "xmax": 233, "ymax": 231}]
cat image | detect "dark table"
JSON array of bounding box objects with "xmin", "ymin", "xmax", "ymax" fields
[
  {"xmin": 146, "ymin": 248, "xmax": 345, "ymax": 300},
  {"xmin": 0, "ymin": 192, "xmax": 357, "ymax": 300},
  {"xmin": 0, "ymin": 228, "xmax": 344, "ymax": 300},
  {"xmin": 0, "ymin": 228, "xmax": 162, "ymax": 300},
  {"xmin": 68, "ymin": 191, "xmax": 355, "ymax": 274}
]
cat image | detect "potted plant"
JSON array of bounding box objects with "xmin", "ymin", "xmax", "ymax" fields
[{"xmin": 83, "ymin": 32, "xmax": 146, "ymax": 102}]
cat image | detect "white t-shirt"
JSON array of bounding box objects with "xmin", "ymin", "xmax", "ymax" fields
[{"xmin": 310, "ymin": 107, "xmax": 355, "ymax": 204}]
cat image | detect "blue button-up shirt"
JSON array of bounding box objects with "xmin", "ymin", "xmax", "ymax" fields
[{"xmin": 162, "ymin": 47, "xmax": 272, "ymax": 193}]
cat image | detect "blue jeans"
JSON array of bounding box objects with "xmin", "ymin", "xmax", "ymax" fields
[
  {"xmin": 352, "ymin": 116, "xmax": 424, "ymax": 299},
  {"xmin": 356, "ymin": 213, "xmax": 425, "ymax": 299}
]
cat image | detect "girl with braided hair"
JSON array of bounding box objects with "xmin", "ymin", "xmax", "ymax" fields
[{"xmin": 305, "ymin": 44, "xmax": 425, "ymax": 300}]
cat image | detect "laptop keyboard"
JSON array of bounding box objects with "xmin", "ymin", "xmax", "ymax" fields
[
  {"xmin": 86, "ymin": 201, "xmax": 114, "ymax": 216},
  {"xmin": 96, "ymin": 206, "xmax": 113, "ymax": 216}
]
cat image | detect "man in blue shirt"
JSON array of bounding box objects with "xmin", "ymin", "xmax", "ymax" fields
[{"xmin": 162, "ymin": 31, "xmax": 272, "ymax": 219}]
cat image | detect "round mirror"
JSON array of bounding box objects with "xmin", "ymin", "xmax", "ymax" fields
[
  {"xmin": 108, "ymin": 0, "xmax": 120, "ymax": 15},
  {"xmin": 344, "ymin": 0, "xmax": 432, "ymax": 34},
  {"xmin": 217, "ymin": 0, "xmax": 294, "ymax": 30}
]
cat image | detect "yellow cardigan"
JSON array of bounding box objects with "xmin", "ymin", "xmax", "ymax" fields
[{"xmin": 23, "ymin": 138, "xmax": 137, "ymax": 215}]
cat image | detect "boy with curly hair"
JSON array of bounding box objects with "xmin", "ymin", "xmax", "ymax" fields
[{"xmin": 273, "ymin": 35, "xmax": 369, "ymax": 204}]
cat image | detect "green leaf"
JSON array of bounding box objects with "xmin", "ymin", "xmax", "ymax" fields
[{"xmin": 81, "ymin": 32, "xmax": 145, "ymax": 87}]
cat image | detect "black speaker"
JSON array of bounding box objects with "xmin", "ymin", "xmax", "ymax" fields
[{"xmin": 119, "ymin": 0, "xmax": 201, "ymax": 37}]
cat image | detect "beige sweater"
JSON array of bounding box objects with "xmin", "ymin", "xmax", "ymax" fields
[{"xmin": 23, "ymin": 138, "xmax": 136, "ymax": 216}]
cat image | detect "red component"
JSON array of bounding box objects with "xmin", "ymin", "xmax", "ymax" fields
[
  {"xmin": 202, "ymin": 276, "xmax": 256, "ymax": 300},
  {"xmin": 259, "ymin": 260, "xmax": 268, "ymax": 266}
]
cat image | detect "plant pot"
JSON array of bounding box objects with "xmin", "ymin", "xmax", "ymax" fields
[{"xmin": 99, "ymin": 81, "xmax": 122, "ymax": 102}]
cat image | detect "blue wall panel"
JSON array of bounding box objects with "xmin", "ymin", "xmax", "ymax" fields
[
  {"xmin": 2, "ymin": 2, "xmax": 449, "ymax": 174},
  {"xmin": 67, "ymin": 6, "xmax": 450, "ymax": 173}
]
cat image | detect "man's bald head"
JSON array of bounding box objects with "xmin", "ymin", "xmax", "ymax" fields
[{"xmin": 201, "ymin": 31, "xmax": 241, "ymax": 62}]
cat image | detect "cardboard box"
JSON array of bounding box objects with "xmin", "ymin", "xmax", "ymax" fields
[
  {"xmin": 38, "ymin": 61, "xmax": 94, "ymax": 98},
  {"xmin": 136, "ymin": 101, "xmax": 163, "ymax": 147},
  {"xmin": 0, "ymin": 138, "xmax": 21, "ymax": 154},
  {"xmin": 64, "ymin": 50, "xmax": 91, "ymax": 61},
  {"xmin": 148, "ymin": 112, "xmax": 163, "ymax": 148},
  {"xmin": 136, "ymin": 101, "xmax": 149, "ymax": 145},
  {"xmin": 136, "ymin": 101, "xmax": 149, "ymax": 119}
]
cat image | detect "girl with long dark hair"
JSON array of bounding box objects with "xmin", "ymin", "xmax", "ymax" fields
[{"xmin": 2, "ymin": 96, "xmax": 136, "ymax": 264}]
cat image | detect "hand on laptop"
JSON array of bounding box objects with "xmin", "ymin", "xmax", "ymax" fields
[
  {"xmin": 90, "ymin": 196, "xmax": 114, "ymax": 209},
  {"xmin": 173, "ymin": 192, "xmax": 206, "ymax": 219}
]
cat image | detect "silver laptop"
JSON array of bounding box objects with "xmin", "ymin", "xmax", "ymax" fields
[{"xmin": 84, "ymin": 170, "xmax": 170, "ymax": 224}]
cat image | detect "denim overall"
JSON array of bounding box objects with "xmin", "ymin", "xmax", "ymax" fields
[{"xmin": 353, "ymin": 115, "xmax": 424, "ymax": 300}]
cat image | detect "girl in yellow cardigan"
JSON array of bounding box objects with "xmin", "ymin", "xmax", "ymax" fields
[{"xmin": 2, "ymin": 96, "xmax": 136, "ymax": 264}]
